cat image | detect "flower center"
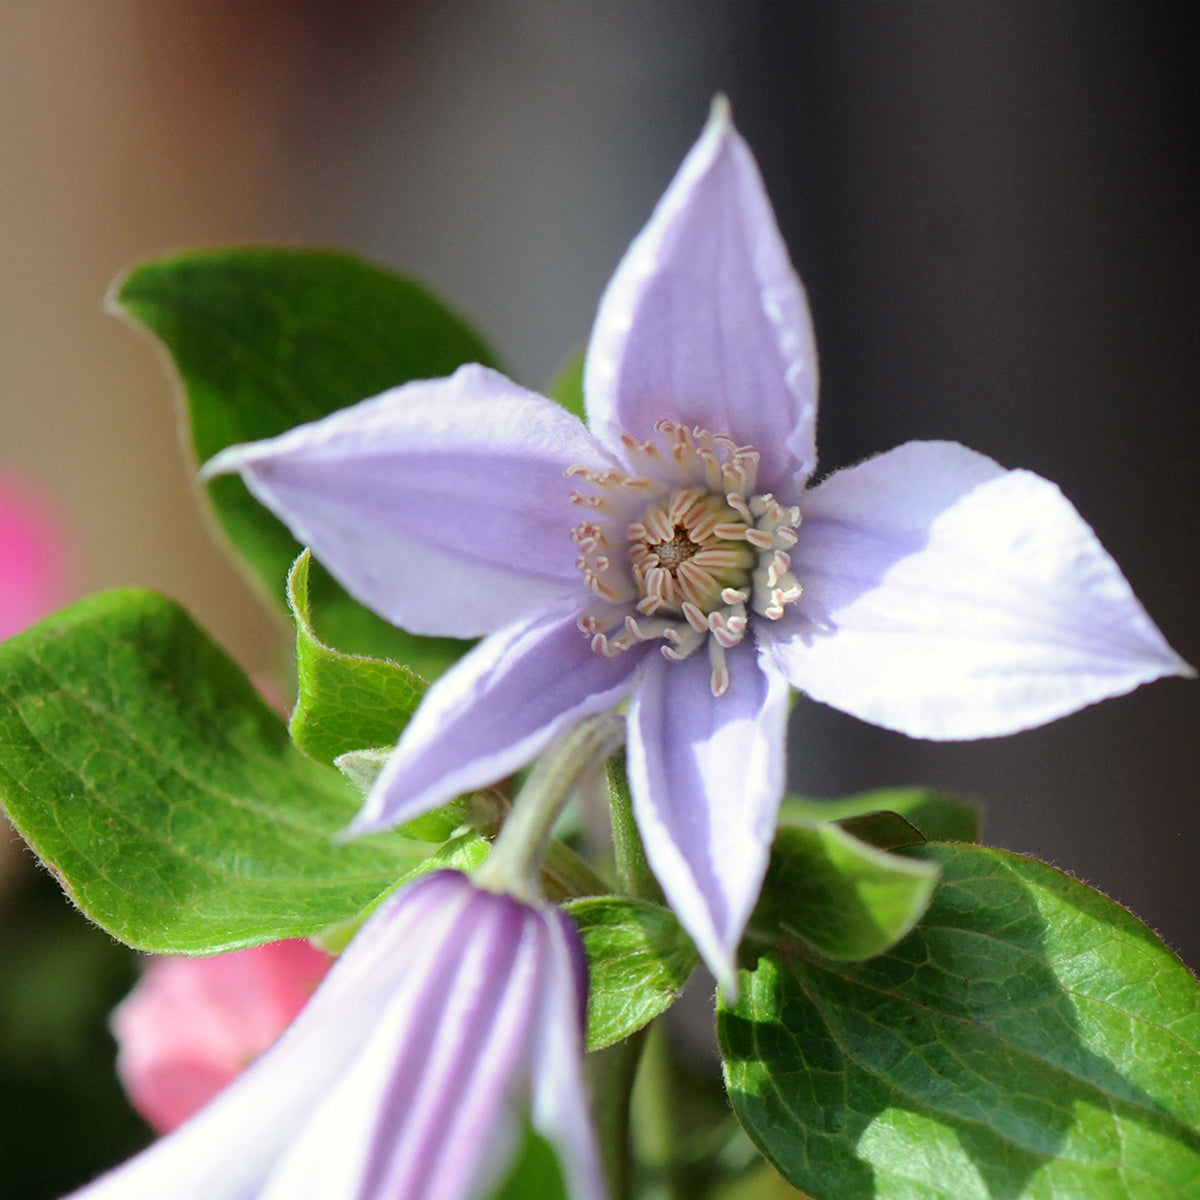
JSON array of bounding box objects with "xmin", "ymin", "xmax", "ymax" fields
[
  {"xmin": 627, "ymin": 489, "xmax": 757, "ymax": 616},
  {"xmin": 651, "ymin": 528, "xmax": 698, "ymax": 570},
  {"xmin": 565, "ymin": 421, "xmax": 803, "ymax": 696}
]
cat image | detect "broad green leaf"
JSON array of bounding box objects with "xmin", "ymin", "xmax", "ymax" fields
[
  {"xmin": 565, "ymin": 896, "xmax": 698, "ymax": 1050},
  {"xmin": 112, "ymin": 247, "xmax": 490, "ymax": 673},
  {"xmin": 781, "ymin": 786, "xmax": 980, "ymax": 843},
  {"xmin": 720, "ymin": 843, "xmax": 1200, "ymax": 1200},
  {"xmin": 752, "ymin": 822, "xmax": 939, "ymax": 962},
  {"xmin": 547, "ymin": 345, "xmax": 586, "ymax": 420},
  {"xmin": 0, "ymin": 589, "xmax": 426, "ymax": 953},
  {"xmin": 286, "ymin": 550, "xmax": 425, "ymax": 765}
]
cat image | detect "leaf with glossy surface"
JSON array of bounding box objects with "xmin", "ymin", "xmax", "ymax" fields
[
  {"xmin": 720, "ymin": 843, "xmax": 1200, "ymax": 1200},
  {"xmin": 0, "ymin": 589, "xmax": 425, "ymax": 953},
  {"xmin": 781, "ymin": 787, "xmax": 980, "ymax": 843},
  {"xmin": 565, "ymin": 896, "xmax": 698, "ymax": 1051},
  {"xmin": 112, "ymin": 247, "xmax": 489, "ymax": 673},
  {"xmin": 752, "ymin": 822, "xmax": 939, "ymax": 963}
]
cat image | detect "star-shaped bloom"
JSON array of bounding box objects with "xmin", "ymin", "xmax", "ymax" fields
[
  {"xmin": 208, "ymin": 99, "xmax": 1189, "ymax": 990},
  {"xmin": 71, "ymin": 871, "xmax": 603, "ymax": 1200}
]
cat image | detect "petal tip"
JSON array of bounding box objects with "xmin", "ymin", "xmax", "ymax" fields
[
  {"xmin": 707, "ymin": 92, "xmax": 733, "ymax": 132},
  {"xmin": 197, "ymin": 444, "xmax": 246, "ymax": 483},
  {"xmin": 1170, "ymin": 653, "xmax": 1197, "ymax": 681},
  {"xmin": 712, "ymin": 956, "xmax": 741, "ymax": 1005}
]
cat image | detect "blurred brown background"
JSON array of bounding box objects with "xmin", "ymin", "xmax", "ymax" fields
[{"xmin": 0, "ymin": 8, "xmax": 1196, "ymax": 1182}]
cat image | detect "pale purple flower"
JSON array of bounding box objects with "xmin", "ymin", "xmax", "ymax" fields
[
  {"xmin": 70, "ymin": 871, "xmax": 604, "ymax": 1200},
  {"xmin": 207, "ymin": 99, "xmax": 1190, "ymax": 989}
]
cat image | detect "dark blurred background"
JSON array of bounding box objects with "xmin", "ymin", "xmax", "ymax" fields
[{"xmin": 1, "ymin": 3, "xmax": 1196, "ymax": 1195}]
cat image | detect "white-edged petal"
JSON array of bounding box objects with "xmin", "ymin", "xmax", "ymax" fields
[
  {"xmin": 772, "ymin": 440, "xmax": 1193, "ymax": 740},
  {"xmin": 349, "ymin": 606, "xmax": 651, "ymax": 837},
  {"xmin": 585, "ymin": 97, "xmax": 818, "ymax": 496},
  {"xmin": 626, "ymin": 642, "xmax": 790, "ymax": 994},
  {"xmin": 204, "ymin": 364, "xmax": 612, "ymax": 638}
]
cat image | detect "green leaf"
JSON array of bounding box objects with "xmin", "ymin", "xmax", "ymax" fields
[
  {"xmin": 287, "ymin": 550, "xmax": 426, "ymax": 765},
  {"xmin": 564, "ymin": 896, "xmax": 698, "ymax": 1051},
  {"xmin": 0, "ymin": 589, "xmax": 427, "ymax": 953},
  {"xmin": 720, "ymin": 843, "xmax": 1200, "ymax": 1200},
  {"xmin": 752, "ymin": 822, "xmax": 940, "ymax": 962},
  {"xmin": 111, "ymin": 246, "xmax": 490, "ymax": 673},
  {"xmin": 547, "ymin": 345, "xmax": 586, "ymax": 420},
  {"xmin": 833, "ymin": 810, "xmax": 927, "ymax": 852},
  {"xmin": 289, "ymin": 550, "xmax": 473, "ymax": 843},
  {"xmin": 781, "ymin": 786, "xmax": 980, "ymax": 843}
]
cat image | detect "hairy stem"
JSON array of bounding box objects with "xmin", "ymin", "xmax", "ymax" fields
[
  {"xmin": 473, "ymin": 713, "xmax": 625, "ymax": 901},
  {"xmin": 607, "ymin": 756, "xmax": 664, "ymax": 903}
]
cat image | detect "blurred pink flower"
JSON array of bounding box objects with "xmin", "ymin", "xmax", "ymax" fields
[
  {"xmin": 112, "ymin": 939, "xmax": 333, "ymax": 1133},
  {"xmin": 0, "ymin": 473, "xmax": 66, "ymax": 638}
]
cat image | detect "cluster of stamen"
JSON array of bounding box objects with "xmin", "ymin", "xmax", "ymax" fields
[{"xmin": 566, "ymin": 421, "xmax": 802, "ymax": 697}]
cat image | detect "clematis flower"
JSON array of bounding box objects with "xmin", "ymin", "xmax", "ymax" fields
[
  {"xmin": 112, "ymin": 939, "xmax": 333, "ymax": 1133},
  {"xmin": 71, "ymin": 871, "xmax": 603, "ymax": 1200},
  {"xmin": 207, "ymin": 99, "xmax": 1190, "ymax": 990}
]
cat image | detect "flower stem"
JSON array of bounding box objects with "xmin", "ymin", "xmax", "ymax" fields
[
  {"xmin": 541, "ymin": 838, "xmax": 612, "ymax": 900},
  {"xmin": 473, "ymin": 713, "xmax": 625, "ymax": 902},
  {"xmin": 607, "ymin": 757, "xmax": 664, "ymax": 903},
  {"xmin": 590, "ymin": 1027, "xmax": 649, "ymax": 1200},
  {"xmin": 629, "ymin": 1022, "xmax": 690, "ymax": 1200},
  {"xmin": 590, "ymin": 757, "xmax": 672, "ymax": 1199}
]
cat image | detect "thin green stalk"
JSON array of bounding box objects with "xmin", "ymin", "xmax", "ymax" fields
[
  {"xmin": 629, "ymin": 1022, "xmax": 689, "ymax": 1200},
  {"xmin": 541, "ymin": 837, "xmax": 612, "ymax": 900},
  {"xmin": 590, "ymin": 1027, "xmax": 649, "ymax": 1200},
  {"xmin": 589, "ymin": 756, "xmax": 673, "ymax": 1199},
  {"xmin": 607, "ymin": 757, "xmax": 664, "ymax": 903},
  {"xmin": 473, "ymin": 713, "xmax": 624, "ymax": 901}
]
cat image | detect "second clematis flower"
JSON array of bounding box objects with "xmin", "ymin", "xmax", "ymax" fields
[
  {"xmin": 208, "ymin": 98, "xmax": 1190, "ymax": 989},
  {"xmin": 70, "ymin": 871, "xmax": 603, "ymax": 1200}
]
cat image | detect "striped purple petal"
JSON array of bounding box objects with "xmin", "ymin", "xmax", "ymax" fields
[{"xmin": 67, "ymin": 872, "xmax": 604, "ymax": 1200}]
